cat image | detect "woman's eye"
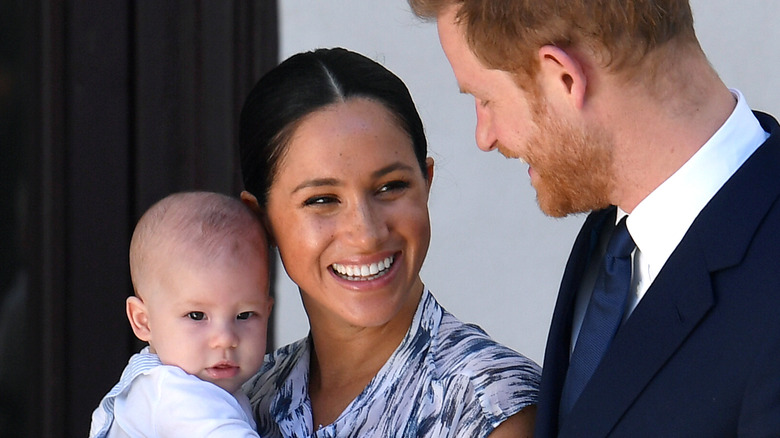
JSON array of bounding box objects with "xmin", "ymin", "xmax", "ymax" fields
[
  {"xmin": 187, "ymin": 312, "xmax": 206, "ymax": 321},
  {"xmin": 237, "ymin": 311, "xmax": 255, "ymax": 320},
  {"xmin": 303, "ymin": 195, "xmax": 338, "ymax": 207},
  {"xmin": 378, "ymin": 180, "xmax": 410, "ymax": 194}
]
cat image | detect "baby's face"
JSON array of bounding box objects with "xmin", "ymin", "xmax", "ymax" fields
[{"xmin": 144, "ymin": 254, "xmax": 272, "ymax": 395}]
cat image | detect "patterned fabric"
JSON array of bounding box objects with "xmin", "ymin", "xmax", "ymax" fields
[
  {"xmin": 90, "ymin": 347, "xmax": 259, "ymax": 438},
  {"xmin": 244, "ymin": 289, "xmax": 541, "ymax": 437}
]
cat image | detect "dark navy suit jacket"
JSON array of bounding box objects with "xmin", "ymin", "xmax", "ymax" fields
[{"xmin": 535, "ymin": 112, "xmax": 780, "ymax": 437}]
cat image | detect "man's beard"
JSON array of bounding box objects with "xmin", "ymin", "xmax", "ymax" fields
[{"xmin": 521, "ymin": 102, "xmax": 615, "ymax": 218}]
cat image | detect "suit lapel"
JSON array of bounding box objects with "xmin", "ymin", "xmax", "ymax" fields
[
  {"xmin": 559, "ymin": 111, "xmax": 780, "ymax": 436},
  {"xmin": 560, "ymin": 236, "xmax": 714, "ymax": 436},
  {"xmin": 536, "ymin": 208, "xmax": 614, "ymax": 437}
]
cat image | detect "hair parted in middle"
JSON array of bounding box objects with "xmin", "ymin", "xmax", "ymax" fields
[{"xmin": 239, "ymin": 47, "xmax": 428, "ymax": 207}]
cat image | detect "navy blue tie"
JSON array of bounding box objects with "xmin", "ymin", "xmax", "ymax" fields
[{"xmin": 559, "ymin": 216, "xmax": 635, "ymax": 421}]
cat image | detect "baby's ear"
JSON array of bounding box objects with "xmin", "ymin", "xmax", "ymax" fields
[
  {"xmin": 126, "ymin": 296, "xmax": 152, "ymax": 342},
  {"xmin": 240, "ymin": 190, "xmax": 262, "ymax": 214}
]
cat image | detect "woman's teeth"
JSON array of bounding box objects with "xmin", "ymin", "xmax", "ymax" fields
[{"xmin": 332, "ymin": 256, "xmax": 394, "ymax": 281}]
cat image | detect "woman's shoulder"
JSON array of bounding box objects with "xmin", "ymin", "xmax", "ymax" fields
[
  {"xmin": 244, "ymin": 337, "xmax": 309, "ymax": 400},
  {"xmin": 264, "ymin": 337, "xmax": 309, "ymax": 369},
  {"xmin": 431, "ymin": 308, "xmax": 541, "ymax": 385},
  {"xmin": 418, "ymin": 298, "xmax": 541, "ymax": 431}
]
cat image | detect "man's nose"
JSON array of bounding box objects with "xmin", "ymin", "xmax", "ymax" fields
[{"xmin": 475, "ymin": 102, "xmax": 498, "ymax": 151}]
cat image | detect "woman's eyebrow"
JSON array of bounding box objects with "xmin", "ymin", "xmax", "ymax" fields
[
  {"xmin": 291, "ymin": 162, "xmax": 415, "ymax": 193},
  {"xmin": 292, "ymin": 178, "xmax": 341, "ymax": 194},
  {"xmin": 371, "ymin": 162, "xmax": 415, "ymax": 179}
]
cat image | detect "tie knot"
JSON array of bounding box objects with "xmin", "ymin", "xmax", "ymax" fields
[{"xmin": 608, "ymin": 216, "xmax": 635, "ymax": 259}]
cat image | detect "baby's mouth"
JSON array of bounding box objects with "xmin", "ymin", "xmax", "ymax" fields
[
  {"xmin": 206, "ymin": 361, "xmax": 239, "ymax": 379},
  {"xmin": 331, "ymin": 255, "xmax": 395, "ymax": 281}
]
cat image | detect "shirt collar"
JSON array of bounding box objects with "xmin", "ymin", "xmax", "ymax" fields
[{"xmin": 623, "ymin": 89, "xmax": 769, "ymax": 279}]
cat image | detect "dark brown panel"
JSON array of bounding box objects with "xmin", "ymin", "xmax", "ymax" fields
[
  {"xmin": 64, "ymin": 0, "xmax": 134, "ymax": 433},
  {"xmin": 17, "ymin": 0, "xmax": 279, "ymax": 436}
]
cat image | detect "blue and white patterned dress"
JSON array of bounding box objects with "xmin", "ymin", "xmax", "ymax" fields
[{"xmin": 244, "ymin": 288, "xmax": 541, "ymax": 437}]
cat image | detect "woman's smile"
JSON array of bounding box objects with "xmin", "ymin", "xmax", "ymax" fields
[
  {"xmin": 331, "ymin": 254, "xmax": 396, "ymax": 282},
  {"xmin": 265, "ymin": 97, "xmax": 432, "ymax": 329}
]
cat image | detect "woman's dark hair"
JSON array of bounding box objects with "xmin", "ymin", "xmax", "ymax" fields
[{"xmin": 239, "ymin": 47, "xmax": 428, "ymax": 207}]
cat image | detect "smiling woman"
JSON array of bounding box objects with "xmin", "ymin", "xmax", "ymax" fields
[
  {"xmin": 238, "ymin": 47, "xmax": 541, "ymax": 438},
  {"xmin": 263, "ymin": 98, "xmax": 432, "ymax": 335}
]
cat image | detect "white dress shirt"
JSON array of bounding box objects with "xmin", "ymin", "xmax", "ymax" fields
[
  {"xmin": 571, "ymin": 89, "xmax": 769, "ymax": 351},
  {"xmin": 623, "ymin": 89, "xmax": 769, "ymax": 312}
]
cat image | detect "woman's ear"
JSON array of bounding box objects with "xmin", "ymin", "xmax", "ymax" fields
[
  {"xmin": 537, "ymin": 45, "xmax": 588, "ymax": 110},
  {"xmin": 126, "ymin": 296, "xmax": 152, "ymax": 342},
  {"xmin": 241, "ymin": 190, "xmax": 276, "ymax": 247}
]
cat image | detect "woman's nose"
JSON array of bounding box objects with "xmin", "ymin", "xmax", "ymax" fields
[
  {"xmin": 345, "ymin": 201, "xmax": 388, "ymax": 247},
  {"xmin": 475, "ymin": 102, "xmax": 498, "ymax": 152}
]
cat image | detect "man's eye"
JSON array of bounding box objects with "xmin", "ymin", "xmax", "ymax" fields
[
  {"xmin": 237, "ymin": 311, "xmax": 255, "ymax": 320},
  {"xmin": 187, "ymin": 312, "xmax": 205, "ymax": 321}
]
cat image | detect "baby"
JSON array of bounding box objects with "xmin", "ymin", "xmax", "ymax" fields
[{"xmin": 90, "ymin": 191, "xmax": 272, "ymax": 437}]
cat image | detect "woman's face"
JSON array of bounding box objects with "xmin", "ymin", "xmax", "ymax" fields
[{"xmin": 265, "ymin": 98, "xmax": 432, "ymax": 331}]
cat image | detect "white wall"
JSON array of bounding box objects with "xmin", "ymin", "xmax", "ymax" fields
[{"xmin": 273, "ymin": 1, "xmax": 780, "ymax": 365}]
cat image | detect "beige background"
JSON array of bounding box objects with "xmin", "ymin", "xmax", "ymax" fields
[{"xmin": 273, "ymin": 1, "xmax": 780, "ymax": 364}]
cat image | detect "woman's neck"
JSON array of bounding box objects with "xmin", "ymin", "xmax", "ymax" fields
[
  {"xmin": 307, "ymin": 333, "xmax": 397, "ymax": 428},
  {"xmin": 306, "ymin": 285, "xmax": 423, "ymax": 428}
]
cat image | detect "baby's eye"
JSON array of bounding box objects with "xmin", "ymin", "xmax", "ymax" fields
[
  {"xmin": 187, "ymin": 312, "xmax": 206, "ymax": 321},
  {"xmin": 237, "ymin": 311, "xmax": 255, "ymax": 320}
]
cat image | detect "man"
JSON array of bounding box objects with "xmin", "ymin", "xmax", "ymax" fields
[{"xmin": 409, "ymin": 0, "xmax": 780, "ymax": 436}]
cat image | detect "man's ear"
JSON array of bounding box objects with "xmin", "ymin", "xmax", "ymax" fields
[
  {"xmin": 537, "ymin": 45, "xmax": 588, "ymax": 110},
  {"xmin": 126, "ymin": 296, "xmax": 152, "ymax": 342},
  {"xmin": 240, "ymin": 190, "xmax": 276, "ymax": 246},
  {"xmin": 425, "ymin": 157, "xmax": 435, "ymax": 192}
]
